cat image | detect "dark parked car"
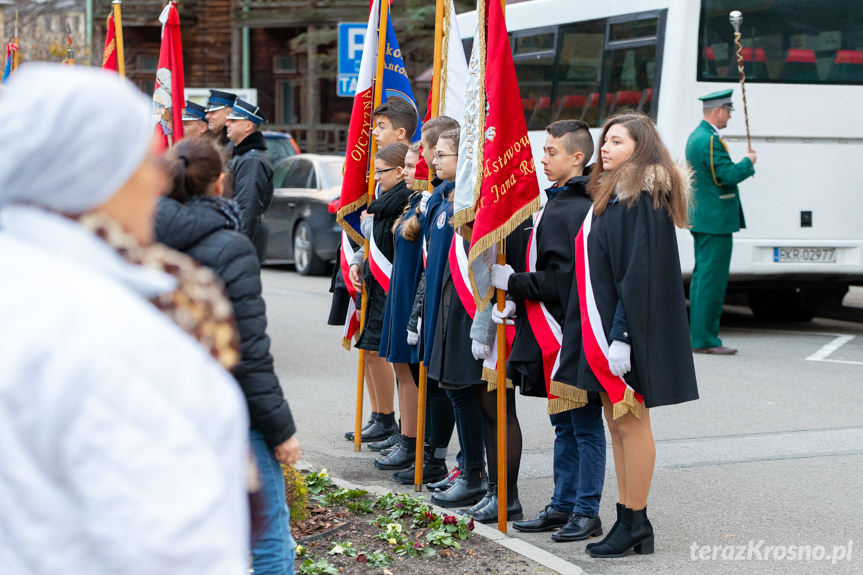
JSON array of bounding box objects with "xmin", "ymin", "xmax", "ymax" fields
[
  {"xmin": 262, "ymin": 131, "xmax": 300, "ymax": 166},
  {"xmin": 264, "ymin": 154, "xmax": 343, "ymax": 275}
]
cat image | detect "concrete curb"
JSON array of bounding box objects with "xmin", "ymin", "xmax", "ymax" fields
[{"xmin": 325, "ymin": 472, "xmax": 588, "ymax": 575}]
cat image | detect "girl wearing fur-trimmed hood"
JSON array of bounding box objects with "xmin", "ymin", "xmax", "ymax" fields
[{"xmin": 555, "ymin": 113, "xmax": 699, "ymax": 559}]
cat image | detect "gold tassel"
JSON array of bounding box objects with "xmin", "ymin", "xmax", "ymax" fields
[
  {"xmin": 451, "ymin": 206, "xmax": 476, "ymax": 228},
  {"xmin": 468, "ymin": 196, "xmax": 542, "ymax": 312},
  {"xmin": 483, "ymin": 365, "xmax": 513, "ymax": 391},
  {"xmin": 547, "ymin": 397, "xmax": 582, "ymax": 415},
  {"xmin": 341, "ymin": 337, "xmax": 352, "ymax": 351},
  {"xmin": 612, "ymin": 387, "xmax": 643, "ymax": 420},
  {"xmin": 549, "ymin": 379, "xmax": 587, "ymax": 407}
]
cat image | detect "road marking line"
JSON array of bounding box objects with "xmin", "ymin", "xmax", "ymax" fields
[{"xmin": 806, "ymin": 334, "xmax": 856, "ymax": 362}]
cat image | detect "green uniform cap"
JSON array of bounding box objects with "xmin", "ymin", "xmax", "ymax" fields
[{"xmin": 699, "ymin": 88, "xmax": 734, "ymax": 110}]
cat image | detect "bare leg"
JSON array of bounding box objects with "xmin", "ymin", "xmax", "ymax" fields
[
  {"xmin": 393, "ymin": 363, "xmax": 418, "ymax": 438},
  {"xmin": 600, "ymin": 393, "xmax": 627, "ymax": 506},
  {"xmin": 365, "ymin": 351, "xmax": 395, "ymax": 414},
  {"xmin": 613, "ymin": 406, "xmax": 654, "ymax": 510}
]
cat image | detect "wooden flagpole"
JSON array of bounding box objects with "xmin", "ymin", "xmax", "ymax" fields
[
  {"xmin": 414, "ymin": 0, "xmax": 445, "ymax": 491},
  {"xmin": 112, "ymin": 1, "xmax": 125, "ymax": 77},
  {"xmin": 354, "ymin": 0, "xmax": 391, "ymax": 452},
  {"xmin": 12, "ymin": 10, "xmax": 19, "ymax": 71},
  {"xmin": 495, "ymin": 0, "xmax": 508, "ymax": 536}
]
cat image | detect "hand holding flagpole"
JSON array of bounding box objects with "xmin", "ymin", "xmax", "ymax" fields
[{"xmin": 729, "ymin": 10, "xmax": 753, "ymax": 153}]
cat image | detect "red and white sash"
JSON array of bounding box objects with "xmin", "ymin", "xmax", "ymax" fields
[
  {"xmin": 523, "ymin": 209, "xmax": 562, "ymax": 399},
  {"xmin": 448, "ymin": 235, "xmax": 514, "ymax": 379},
  {"xmin": 368, "ymin": 229, "xmax": 392, "ymax": 293},
  {"xmin": 340, "ymin": 231, "xmax": 360, "ymax": 348},
  {"xmin": 575, "ymin": 207, "xmax": 644, "ymax": 419}
]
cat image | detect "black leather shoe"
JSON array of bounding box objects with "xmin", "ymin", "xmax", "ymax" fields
[
  {"xmin": 469, "ymin": 486, "xmax": 523, "ymax": 524},
  {"xmin": 426, "ymin": 466, "xmax": 460, "ymax": 491},
  {"xmin": 552, "ymin": 513, "xmax": 603, "ymax": 542},
  {"xmin": 513, "ymin": 505, "xmax": 570, "ymax": 533},
  {"xmin": 369, "ymin": 430, "xmax": 400, "ymax": 453},
  {"xmin": 587, "ymin": 503, "xmax": 624, "ymax": 551},
  {"xmin": 392, "ymin": 454, "xmax": 447, "ymax": 485},
  {"xmin": 587, "ymin": 506, "xmax": 653, "ymax": 558},
  {"xmin": 374, "ymin": 435, "xmax": 415, "ymax": 471},
  {"xmin": 344, "ymin": 413, "xmax": 379, "ymax": 441},
  {"xmin": 431, "ymin": 469, "xmax": 487, "ymax": 508}
]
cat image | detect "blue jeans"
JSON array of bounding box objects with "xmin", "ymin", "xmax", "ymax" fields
[
  {"xmin": 548, "ymin": 393, "xmax": 606, "ymax": 517},
  {"xmin": 250, "ymin": 430, "xmax": 296, "ymax": 575}
]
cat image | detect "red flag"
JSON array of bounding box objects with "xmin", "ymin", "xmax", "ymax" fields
[
  {"xmin": 102, "ymin": 13, "xmax": 118, "ymax": 72},
  {"xmin": 411, "ymin": 85, "xmax": 433, "ymax": 190},
  {"xmin": 152, "ymin": 2, "xmax": 185, "ymax": 148},
  {"xmin": 467, "ymin": 0, "xmax": 540, "ymax": 306}
]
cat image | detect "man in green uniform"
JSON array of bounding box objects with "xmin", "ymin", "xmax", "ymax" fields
[{"xmin": 686, "ymin": 89, "xmax": 757, "ymax": 355}]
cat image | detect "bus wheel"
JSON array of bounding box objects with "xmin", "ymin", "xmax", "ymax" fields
[{"xmin": 748, "ymin": 288, "xmax": 816, "ymax": 322}]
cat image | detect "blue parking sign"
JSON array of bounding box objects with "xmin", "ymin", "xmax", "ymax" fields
[{"xmin": 338, "ymin": 22, "xmax": 367, "ymax": 97}]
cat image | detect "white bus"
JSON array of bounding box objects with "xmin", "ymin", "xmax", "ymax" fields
[{"xmin": 458, "ymin": 0, "xmax": 863, "ymax": 320}]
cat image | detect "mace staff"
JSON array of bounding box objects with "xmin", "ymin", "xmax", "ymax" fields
[{"xmin": 729, "ymin": 10, "xmax": 753, "ymax": 153}]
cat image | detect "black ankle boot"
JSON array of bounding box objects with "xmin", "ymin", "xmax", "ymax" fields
[
  {"xmin": 369, "ymin": 430, "xmax": 400, "ymax": 453},
  {"xmin": 426, "ymin": 466, "xmax": 460, "ymax": 491},
  {"xmin": 344, "ymin": 412, "xmax": 379, "ymax": 441},
  {"xmin": 469, "ymin": 485, "xmax": 523, "ymax": 524},
  {"xmin": 374, "ymin": 435, "xmax": 416, "ymax": 470},
  {"xmin": 392, "ymin": 448, "xmax": 447, "ymax": 485},
  {"xmin": 586, "ymin": 503, "xmax": 624, "ymax": 551},
  {"xmin": 587, "ymin": 506, "xmax": 654, "ymax": 558},
  {"xmin": 351, "ymin": 412, "xmax": 397, "ymax": 443},
  {"xmin": 457, "ymin": 487, "xmax": 494, "ymax": 516},
  {"xmin": 431, "ymin": 469, "xmax": 487, "ymax": 508}
]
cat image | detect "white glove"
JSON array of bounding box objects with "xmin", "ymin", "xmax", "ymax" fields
[
  {"xmin": 406, "ymin": 317, "xmax": 422, "ymax": 346},
  {"xmin": 491, "ymin": 264, "xmax": 515, "ymax": 291},
  {"xmin": 491, "ymin": 300, "xmax": 517, "ymax": 325},
  {"xmin": 608, "ymin": 341, "xmax": 631, "ymax": 377},
  {"xmin": 419, "ymin": 191, "xmax": 432, "ymax": 215},
  {"xmin": 471, "ymin": 340, "xmax": 492, "ymax": 361},
  {"xmin": 407, "ymin": 330, "xmax": 418, "ymax": 346}
]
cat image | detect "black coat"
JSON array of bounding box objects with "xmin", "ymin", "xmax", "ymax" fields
[
  {"xmin": 556, "ymin": 184, "xmax": 699, "ymax": 409},
  {"xmin": 155, "ymin": 197, "xmax": 296, "ymax": 447},
  {"xmin": 507, "ymin": 177, "xmax": 592, "ymax": 397},
  {"xmin": 227, "ymin": 131, "xmax": 273, "ymax": 263}
]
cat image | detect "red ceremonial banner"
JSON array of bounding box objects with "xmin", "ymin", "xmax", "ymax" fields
[
  {"xmin": 467, "ymin": 0, "xmax": 540, "ymax": 301},
  {"xmin": 102, "ymin": 14, "xmax": 118, "ymax": 72},
  {"xmin": 153, "ymin": 2, "xmax": 185, "ymax": 148}
]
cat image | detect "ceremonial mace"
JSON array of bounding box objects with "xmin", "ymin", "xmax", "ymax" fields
[{"xmin": 729, "ymin": 10, "xmax": 753, "ymax": 152}]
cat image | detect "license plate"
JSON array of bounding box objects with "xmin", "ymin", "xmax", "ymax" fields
[{"xmin": 773, "ymin": 247, "xmax": 837, "ymax": 263}]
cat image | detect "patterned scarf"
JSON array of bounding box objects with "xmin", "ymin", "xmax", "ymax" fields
[{"xmin": 77, "ymin": 211, "xmax": 241, "ymax": 371}]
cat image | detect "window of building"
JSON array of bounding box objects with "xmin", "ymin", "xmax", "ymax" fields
[{"xmin": 698, "ymin": 0, "xmax": 863, "ymax": 84}]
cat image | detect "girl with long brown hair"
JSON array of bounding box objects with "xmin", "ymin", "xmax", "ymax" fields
[{"xmin": 556, "ymin": 113, "xmax": 698, "ymax": 558}]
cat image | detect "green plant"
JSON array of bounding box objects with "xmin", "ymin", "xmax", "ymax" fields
[
  {"xmin": 356, "ymin": 550, "xmax": 393, "ymax": 568},
  {"xmin": 303, "ymin": 469, "xmax": 334, "ymax": 495},
  {"xmin": 425, "ymin": 514, "xmax": 475, "ymax": 549},
  {"xmin": 314, "ymin": 487, "xmax": 369, "ymax": 507},
  {"xmin": 282, "ymin": 465, "xmax": 309, "ymax": 526},
  {"xmin": 374, "ymin": 522, "xmax": 409, "ymax": 546},
  {"xmin": 395, "ymin": 540, "xmax": 438, "ymax": 559},
  {"xmin": 327, "ymin": 541, "xmax": 358, "ymax": 557},
  {"xmin": 347, "ymin": 498, "xmax": 374, "ymax": 514},
  {"xmin": 297, "ymin": 557, "xmax": 339, "ymax": 575}
]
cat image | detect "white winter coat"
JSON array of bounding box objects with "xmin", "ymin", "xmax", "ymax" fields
[{"xmin": 0, "ymin": 206, "xmax": 250, "ymax": 574}]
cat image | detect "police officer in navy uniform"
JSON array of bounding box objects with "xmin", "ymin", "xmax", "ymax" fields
[
  {"xmin": 181, "ymin": 101, "xmax": 209, "ymax": 139},
  {"xmin": 686, "ymin": 89, "xmax": 757, "ymax": 355},
  {"xmin": 226, "ymin": 99, "xmax": 273, "ymax": 264},
  {"xmin": 205, "ymin": 89, "xmax": 238, "ymax": 151}
]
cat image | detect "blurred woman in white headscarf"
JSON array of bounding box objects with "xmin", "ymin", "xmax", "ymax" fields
[{"xmin": 0, "ymin": 64, "xmax": 250, "ymax": 574}]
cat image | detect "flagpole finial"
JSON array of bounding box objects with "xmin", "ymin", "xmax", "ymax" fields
[
  {"xmin": 112, "ymin": 0, "xmax": 122, "ymax": 5},
  {"xmin": 729, "ymin": 10, "xmax": 743, "ymax": 34}
]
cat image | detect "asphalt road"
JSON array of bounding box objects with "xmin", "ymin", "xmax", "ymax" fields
[{"xmin": 263, "ymin": 267, "xmax": 863, "ymax": 575}]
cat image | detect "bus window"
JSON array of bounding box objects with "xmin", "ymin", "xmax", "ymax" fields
[
  {"xmin": 556, "ymin": 20, "xmax": 605, "ymax": 125},
  {"xmin": 698, "ymin": 0, "xmax": 863, "ymax": 85},
  {"xmin": 512, "ymin": 28, "xmax": 557, "ymax": 131}
]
